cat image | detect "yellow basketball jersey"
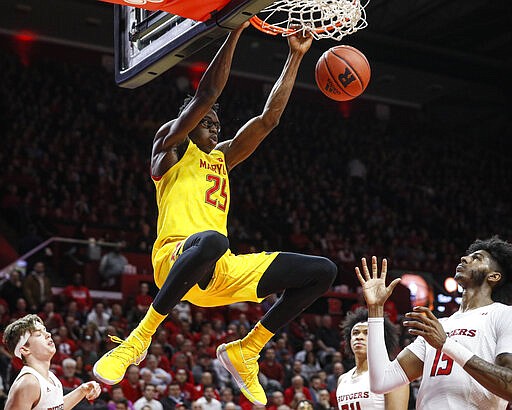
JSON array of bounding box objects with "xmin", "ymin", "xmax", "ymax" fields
[{"xmin": 152, "ymin": 141, "xmax": 230, "ymax": 253}]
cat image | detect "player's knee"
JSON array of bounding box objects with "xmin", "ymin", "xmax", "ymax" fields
[
  {"xmin": 199, "ymin": 230, "xmax": 229, "ymax": 260},
  {"xmin": 315, "ymin": 257, "xmax": 337, "ymax": 290}
]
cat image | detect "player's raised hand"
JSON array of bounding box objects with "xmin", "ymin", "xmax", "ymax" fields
[
  {"xmin": 81, "ymin": 381, "xmax": 101, "ymax": 401},
  {"xmin": 355, "ymin": 256, "xmax": 401, "ymax": 307},
  {"xmin": 287, "ymin": 28, "xmax": 313, "ymax": 55}
]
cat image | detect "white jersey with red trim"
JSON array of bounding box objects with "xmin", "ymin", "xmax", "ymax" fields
[
  {"xmin": 406, "ymin": 302, "xmax": 512, "ymax": 409},
  {"xmin": 13, "ymin": 366, "xmax": 64, "ymax": 410},
  {"xmin": 336, "ymin": 367, "xmax": 385, "ymax": 410}
]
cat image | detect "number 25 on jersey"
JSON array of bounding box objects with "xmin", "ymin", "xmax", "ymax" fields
[{"xmin": 205, "ymin": 174, "xmax": 227, "ymax": 211}]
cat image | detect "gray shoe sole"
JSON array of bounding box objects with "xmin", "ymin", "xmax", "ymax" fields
[{"xmin": 216, "ymin": 343, "xmax": 264, "ymax": 406}]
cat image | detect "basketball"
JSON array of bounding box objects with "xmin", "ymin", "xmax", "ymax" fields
[{"xmin": 315, "ymin": 45, "xmax": 371, "ymax": 101}]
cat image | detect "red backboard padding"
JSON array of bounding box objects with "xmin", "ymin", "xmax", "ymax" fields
[{"xmin": 100, "ymin": 0, "xmax": 232, "ymax": 22}]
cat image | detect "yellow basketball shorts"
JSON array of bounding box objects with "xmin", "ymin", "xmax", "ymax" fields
[{"xmin": 152, "ymin": 239, "xmax": 279, "ymax": 307}]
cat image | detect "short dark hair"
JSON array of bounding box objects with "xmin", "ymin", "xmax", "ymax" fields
[
  {"xmin": 342, "ymin": 307, "xmax": 399, "ymax": 359},
  {"xmin": 466, "ymin": 236, "xmax": 512, "ymax": 304},
  {"xmin": 178, "ymin": 94, "xmax": 219, "ymax": 116}
]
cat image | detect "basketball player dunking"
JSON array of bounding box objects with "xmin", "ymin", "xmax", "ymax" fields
[
  {"xmin": 355, "ymin": 237, "xmax": 512, "ymax": 409},
  {"xmin": 94, "ymin": 22, "xmax": 337, "ymax": 406},
  {"xmin": 3, "ymin": 314, "xmax": 101, "ymax": 410}
]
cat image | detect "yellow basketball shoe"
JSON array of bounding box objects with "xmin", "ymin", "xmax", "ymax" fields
[
  {"xmin": 216, "ymin": 340, "xmax": 266, "ymax": 405},
  {"xmin": 93, "ymin": 332, "xmax": 150, "ymax": 385}
]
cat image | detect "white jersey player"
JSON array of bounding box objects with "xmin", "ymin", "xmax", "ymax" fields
[
  {"xmin": 337, "ymin": 367, "xmax": 384, "ymax": 410},
  {"xmin": 3, "ymin": 314, "xmax": 101, "ymax": 410},
  {"xmin": 12, "ymin": 366, "xmax": 64, "ymax": 410},
  {"xmin": 336, "ymin": 308, "xmax": 408, "ymax": 410},
  {"xmin": 407, "ymin": 302, "xmax": 512, "ymax": 409},
  {"xmin": 355, "ymin": 236, "xmax": 512, "ymax": 410}
]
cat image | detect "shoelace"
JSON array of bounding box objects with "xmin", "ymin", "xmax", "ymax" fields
[{"xmin": 107, "ymin": 334, "xmax": 147, "ymax": 366}]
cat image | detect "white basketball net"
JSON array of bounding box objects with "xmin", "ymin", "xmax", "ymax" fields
[{"xmin": 254, "ymin": 0, "xmax": 369, "ymax": 40}]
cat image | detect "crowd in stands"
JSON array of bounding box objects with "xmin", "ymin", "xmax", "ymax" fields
[
  {"xmin": 0, "ymin": 256, "xmax": 389, "ymax": 410},
  {"xmin": 0, "ymin": 39, "xmax": 510, "ymax": 409}
]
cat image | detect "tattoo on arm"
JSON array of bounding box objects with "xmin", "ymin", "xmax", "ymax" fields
[{"xmin": 464, "ymin": 356, "xmax": 512, "ymax": 400}]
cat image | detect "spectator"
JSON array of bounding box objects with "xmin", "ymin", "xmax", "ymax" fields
[
  {"xmin": 283, "ymin": 361, "xmax": 303, "ymax": 389},
  {"xmin": 57, "ymin": 325, "xmax": 77, "ymax": 356},
  {"xmin": 140, "ymin": 354, "xmax": 172, "ymax": 393},
  {"xmin": 314, "ymin": 315, "xmax": 340, "ymax": 361},
  {"xmin": 134, "ymin": 222, "xmax": 153, "ymax": 254},
  {"xmin": 223, "ymin": 402, "xmax": 238, "ymax": 410},
  {"xmin": 195, "ymin": 386, "xmax": 222, "ymax": 410},
  {"xmin": 59, "ymin": 357, "xmax": 83, "ymax": 392},
  {"xmin": 313, "ymin": 390, "xmax": 332, "ymax": 410},
  {"xmin": 110, "ymin": 303, "xmax": 129, "ymax": 335},
  {"xmin": 115, "ymin": 398, "xmax": 130, "ymax": 410},
  {"xmin": 284, "ymin": 376, "xmax": 312, "ymax": 406},
  {"xmin": 155, "ymin": 329, "xmax": 174, "ymax": 357},
  {"xmin": 86, "ymin": 302, "xmax": 111, "ymax": 334},
  {"xmin": 74, "ymin": 334, "xmax": 99, "ymax": 369},
  {"xmin": 0, "ymin": 269, "xmax": 24, "ymax": 312},
  {"xmin": 296, "ymin": 400, "xmax": 314, "ymax": 410},
  {"xmin": 294, "ymin": 340, "xmax": 314, "ymax": 363},
  {"xmin": 64, "ymin": 314, "xmax": 82, "ymax": 340},
  {"xmin": 134, "ymin": 384, "xmax": 164, "ymax": 410},
  {"xmin": 120, "ymin": 365, "xmax": 144, "ymax": 404},
  {"xmin": 306, "ymin": 375, "xmax": 322, "ymax": 405},
  {"xmin": 11, "ymin": 297, "xmax": 29, "ymax": 320},
  {"xmin": 173, "ymin": 302, "xmax": 192, "ymax": 323},
  {"xmin": 0, "ymin": 300, "xmax": 10, "ymax": 331},
  {"xmin": 174, "ymin": 368, "xmax": 195, "ymax": 402},
  {"xmin": 0, "ymin": 372, "xmax": 6, "ymax": 409},
  {"xmin": 61, "ymin": 273, "xmax": 93, "ymax": 313},
  {"xmin": 300, "ymin": 352, "xmax": 321, "ymax": 382},
  {"xmin": 136, "ymin": 282, "xmax": 154, "ymax": 314},
  {"xmin": 267, "ymin": 391, "xmax": 285, "ymax": 410},
  {"xmin": 191, "ymin": 372, "xmax": 219, "ymax": 401},
  {"xmin": 108, "ymin": 385, "xmax": 135, "ymax": 410},
  {"xmin": 99, "ymin": 243, "xmax": 128, "ymax": 288},
  {"xmin": 325, "ymin": 362, "xmax": 344, "ymax": 392},
  {"xmin": 219, "ymin": 388, "xmax": 240, "ymax": 410},
  {"xmin": 192, "ymin": 354, "xmax": 218, "ymax": 385},
  {"xmin": 259, "ymin": 348, "xmax": 285, "ymax": 390},
  {"xmin": 39, "ymin": 301, "xmax": 64, "ymax": 332},
  {"xmin": 149, "ymin": 342, "xmax": 171, "ymax": 372},
  {"xmin": 23, "ymin": 261, "xmax": 52, "ymax": 311},
  {"xmin": 160, "ymin": 381, "xmax": 190, "ymax": 410}
]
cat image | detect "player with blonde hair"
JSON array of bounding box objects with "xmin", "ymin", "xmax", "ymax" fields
[{"xmin": 3, "ymin": 314, "xmax": 101, "ymax": 410}]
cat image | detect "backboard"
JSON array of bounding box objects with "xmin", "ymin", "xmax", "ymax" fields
[{"xmin": 114, "ymin": 0, "xmax": 275, "ymax": 88}]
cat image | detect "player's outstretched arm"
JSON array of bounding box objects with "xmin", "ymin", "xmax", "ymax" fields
[
  {"xmin": 217, "ymin": 29, "xmax": 312, "ymax": 171},
  {"xmin": 155, "ymin": 22, "xmax": 249, "ymax": 154},
  {"xmin": 355, "ymin": 257, "xmax": 421, "ymax": 393},
  {"xmin": 63, "ymin": 381, "xmax": 101, "ymax": 410},
  {"xmin": 4, "ymin": 375, "xmax": 40, "ymax": 410},
  {"xmin": 404, "ymin": 305, "xmax": 512, "ymax": 401}
]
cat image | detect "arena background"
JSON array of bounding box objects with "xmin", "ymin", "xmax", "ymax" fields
[{"xmin": 0, "ymin": 0, "xmax": 511, "ymax": 408}]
